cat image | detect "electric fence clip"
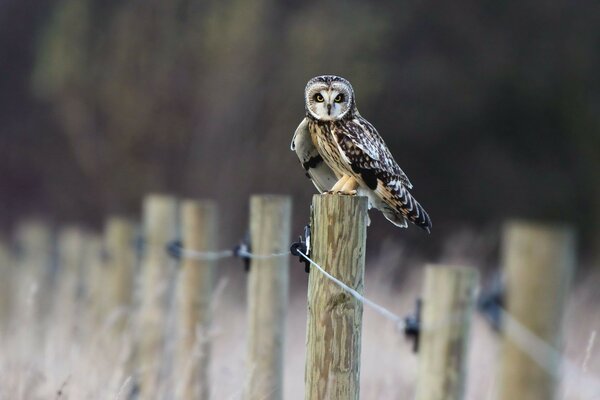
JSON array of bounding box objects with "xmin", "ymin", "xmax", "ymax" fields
[
  {"xmin": 290, "ymin": 225, "xmax": 311, "ymax": 273},
  {"xmin": 233, "ymin": 235, "xmax": 252, "ymax": 272},
  {"xmin": 403, "ymin": 298, "xmax": 422, "ymax": 353}
]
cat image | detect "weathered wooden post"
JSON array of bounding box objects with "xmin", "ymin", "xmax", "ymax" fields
[
  {"xmin": 415, "ymin": 265, "xmax": 479, "ymax": 400},
  {"xmin": 54, "ymin": 226, "xmax": 87, "ymax": 334},
  {"xmin": 174, "ymin": 200, "xmax": 217, "ymax": 400},
  {"xmin": 102, "ymin": 216, "xmax": 137, "ymax": 333},
  {"xmin": 243, "ymin": 195, "xmax": 291, "ymax": 400},
  {"xmin": 305, "ymin": 194, "xmax": 368, "ymax": 400},
  {"xmin": 135, "ymin": 194, "xmax": 179, "ymax": 398},
  {"xmin": 82, "ymin": 233, "xmax": 105, "ymax": 335},
  {"xmin": 497, "ymin": 221, "xmax": 575, "ymax": 400}
]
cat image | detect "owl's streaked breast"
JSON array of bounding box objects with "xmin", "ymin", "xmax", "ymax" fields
[{"xmin": 308, "ymin": 120, "xmax": 349, "ymax": 178}]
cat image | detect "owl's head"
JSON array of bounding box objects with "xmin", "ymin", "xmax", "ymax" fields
[{"xmin": 304, "ymin": 75, "xmax": 356, "ymax": 121}]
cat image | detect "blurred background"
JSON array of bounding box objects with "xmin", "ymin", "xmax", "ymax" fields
[
  {"xmin": 1, "ymin": 0, "xmax": 598, "ymax": 261},
  {"xmin": 0, "ymin": 1, "xmax": 599, "ymax": 398}
]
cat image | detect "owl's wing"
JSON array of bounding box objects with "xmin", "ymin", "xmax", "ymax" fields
[
  {"xmin": 334, "ymin": 116, "xmax": 432, "ymax": 232},
  {"xmin": 291, "ymin": 118, "xmax": 338, "ymax": 193},
  {"xmin": 339, "ymin": 116, "xmax": 413, "ymax": 189}
]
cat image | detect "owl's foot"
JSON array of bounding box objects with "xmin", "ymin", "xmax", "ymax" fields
[
  {"xmin": 328, "ymin": 175, "xmax": 350, "ymax": 193},
  {"xmin": 325, "ymin": 175, "xmax": 359, "ymax": 195},
  {"xmin": 339, "ymin": 176, "xmax": 359, "ymax": 195}
]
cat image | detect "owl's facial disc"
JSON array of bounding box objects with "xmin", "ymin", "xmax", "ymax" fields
[
  {"xmin": 305, "ymin": 78, "xmax": 353, "ymax": 121},
  {"xmin": 311, "ymin": 89, "xmax": 345, "ymax": 120}
]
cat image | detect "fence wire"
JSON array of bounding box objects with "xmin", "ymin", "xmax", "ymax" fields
[
  {"xmin": 174, "ymin": 244, "xmax": 407, "ymax": 330},
  {"xmin": 236, "ymin": 249, "xmax": 290, "ymax": 260},
  {"xmin": 179, "ymin": 248, "xmax": 234, "ymax": 261},
  {"xmin": 177, "ymin": 247, "xmax": 288, "ymax": 261},
  {"xmin": 295, "ymin": 249, "xmax": 407, "ymax": 331},
  {"xmin": 173, "ymin": 242, "xmax": 600, "ymax": 399},
  {"xmin": 500, "ymin": 309, "xmax": 600, "ymax": 398}
]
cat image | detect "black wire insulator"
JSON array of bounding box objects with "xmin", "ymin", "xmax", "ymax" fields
[
  {"xmin": 166, "ymin": 240, "xmax": 183, "ymax": 260},
  {"xmin": 404, "ymin": 298, "xmax": 422, "ymax": 353},
  {"xmin": 233, "ymin": 240, "xmax": 251, "ymax": 272},
  {"xmin": 290, "ymin": 224, "xmax": 311, "ymax": 273}
]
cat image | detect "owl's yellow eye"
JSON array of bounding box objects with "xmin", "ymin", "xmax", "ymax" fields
[
  {"xmin": 334, "ymin": 94, "xmax": 344, "ymax": 103},
  {"xmin": 314, "ymin": 94, "xmax": 324, "ymax": 102}
]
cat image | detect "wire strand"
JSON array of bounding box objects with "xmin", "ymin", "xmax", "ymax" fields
[
  {"xmin": 236, "ymin": 249, "xmax": 290, "ymax": 259},
  {"xmin": 175, "ymin": 243, "xmax": 406, "ymax": 329},
  {"xmin": 499, "ymin": 309, "xmax": 600, "ymax": 398},
  {"xmin": 296, "ymin": 249, "xmax": 406, "ymax": 330},
  {"xmin": 179, "ymin": 248, "xmax": 234, "ymax": 261},
  {"xmin": 171, "ymin": 241, "xmax": 600, "ymax": 398},
  {"xmin": 178, "ymin": 247, "xmax": 289, "ymax": 261}
]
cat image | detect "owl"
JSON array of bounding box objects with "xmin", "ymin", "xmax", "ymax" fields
[{"xmin": 291, "ymin": 75, "xmax": 432, "ymax": 232}]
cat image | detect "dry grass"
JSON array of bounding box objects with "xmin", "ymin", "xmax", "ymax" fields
[{"xmin": 0, "ymin": 253, "xmax": 599, "ymax": 400}]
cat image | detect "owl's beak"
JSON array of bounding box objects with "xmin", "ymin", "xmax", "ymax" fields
[{"xmin": 327, "ymin": 104, "xmax": 332, "ymax": 115}]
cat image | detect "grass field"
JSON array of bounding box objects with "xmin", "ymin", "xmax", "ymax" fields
[{"xmin": 0, "ymin": 253, "xmax": 598, "ymax": 399}]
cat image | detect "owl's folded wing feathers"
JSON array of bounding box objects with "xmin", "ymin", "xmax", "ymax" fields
[
  {"xmin": 335, "ymin": 117, "xmax": 432, "ymax": 231},
  {"xmin": 341, "ymin": 117, "xmax": 413, "ymax": 189},
  {"xmin": 291, "ymin": 118, "xmax": 338, "ymax": 193}
]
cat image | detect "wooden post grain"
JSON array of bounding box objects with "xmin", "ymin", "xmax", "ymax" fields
[
  {"xmin": 243, "ymin": 195, "xmax": 291, "ymax": 400},
  {"xmin": 415, "ymin": 265, "xmax": 479, "ymax": 400},
  {"xmin": 136, "ymin": 194, "xmax": 179, "ymax": 398},
  {"xmin": 305, "ymin": 194, "xmax": 368, "ymax": 400},
  {"xmin": 54, "ymin": 226, "xmax": 86, "ymax": 333},
  {"xmin": 82, "ymin": 233, "xmax": 105, "ymax": 335},
  {"xmin": 174, "ymin": 200, "xmax": 217, "ymax": 400},
  {"xmin": 497, "ymin": 222, "xmax": 575, "ymax": 400},
  {"xmin": 102, "ymin": 216, "xmax": 137, "ymax": 333}
]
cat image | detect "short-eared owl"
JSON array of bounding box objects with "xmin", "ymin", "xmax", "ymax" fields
[{"xmin": 291, "ymin": 75, "xmax": 432, "ymax": 231}]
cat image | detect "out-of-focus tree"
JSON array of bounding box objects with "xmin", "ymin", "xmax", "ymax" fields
[
  {"xmin": 29, "ymin": 0, "xmax": 394, "ymax": 230},
  {"xmin": 0, "ymin": 0, "xmax": 597, "ymax": 257}
]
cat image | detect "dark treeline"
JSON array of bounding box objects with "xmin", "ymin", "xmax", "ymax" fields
[{"xmin": 1, "ymin": 0, "xmax": 599, "ymax": 257}]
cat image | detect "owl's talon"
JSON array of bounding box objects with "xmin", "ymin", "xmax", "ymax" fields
[
  {"xmin": 329, "ymin": 175, "xmax": 350, "ymax": 193},
  {"xmin": 340, "ymin": 176, "xmax": 359, "ymax": 195}
]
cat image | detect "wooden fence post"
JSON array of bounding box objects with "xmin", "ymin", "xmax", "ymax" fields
[
  {"xmin": 174, "ymin": 200, "xmax": 217, "ymax": 400},
  {"xmin": 415, "ymin": 265, "xmax": 479, "ymax": 400},
  {"xmin": 82, "ymin": 233, "xmax": 105, "ymax": 336},
  {"xmin": 54, "ymin": 226, "xmax": 87, "ymax": 335},
  {"xmin": 497, "ymin": 221, "xmax": 575, "ymax": 400},
  {"xmin": 305, "ymin": 194, "xmax": 368, "ymax": 400},
  {"xmin": 102, "ymin": 216, "xmax": 137, "ymax": 333},
  {"xmin": 136, "ymin": 194, "xmax": 179, "ymax": 398},
  {"xmin": 244, "ymin": 195, "xmax": 291, "ymax": 400}
]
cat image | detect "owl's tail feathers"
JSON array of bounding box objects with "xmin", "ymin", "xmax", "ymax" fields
[
  {"xmin": 377, "ymin": 185, "xmax": 432, "ymax": 232},
  {"xmin": 398, "ymin": 187, "xmax": 432, "ymax": 233}
]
